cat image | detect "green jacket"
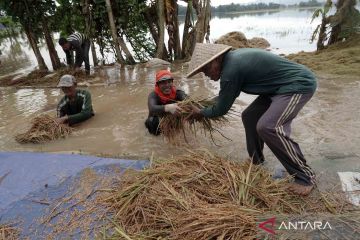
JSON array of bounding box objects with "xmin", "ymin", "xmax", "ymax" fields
[
  {"xmin": 201, "ymin": 48, "xmax": 317, "ymax": 118},
  {"xmin": 57, "ymin": 89, "xmax": 94, "ymax": 125}
]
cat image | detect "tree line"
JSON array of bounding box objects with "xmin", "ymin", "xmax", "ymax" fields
[
  {"xmin": 0, "ymin": 0, "xmax": 212, "ymax": 71},
  {"xmin": 178, "ymin": 0, "xmax": 324, "ymax": 15},
  {"xmin": 0, "ymin": 0, "xmax": 358, "ymax": 72}
]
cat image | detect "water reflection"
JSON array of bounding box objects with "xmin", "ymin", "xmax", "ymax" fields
[
  {"xmin": 0, "ymin": 65, "xmax": 359, "ymax": 176},
  {"xmin": 15, "ymin": 89, "xmax": 47, "ymax": 117},
  {"xmin": 0, "ymin": 34, "xmax": 32, "ymax": 76}
]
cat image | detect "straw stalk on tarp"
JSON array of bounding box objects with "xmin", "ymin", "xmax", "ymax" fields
[
  {"xmin": 99, "ymin": 150, "xmax": 306, "ymax": 239},
  {"xmin": 39, "ymin": 150, "xmax": 359, "ymax": 239},
  {"xmin": 0, "ymin": 223, "xmax": 19, "ymax": 240}
]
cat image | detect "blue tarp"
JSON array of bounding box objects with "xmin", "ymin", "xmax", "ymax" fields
[{"xmin": 0, "ymin": 152, "xmax": 149, "ymax": 238}]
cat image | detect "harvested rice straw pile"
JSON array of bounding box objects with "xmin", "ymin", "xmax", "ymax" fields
[
  {"xmin": 41, "ymin": 150, "xmax": 358, "ymax": 239},
  {"xmin": 0, "ymin": 223, "xmax": 19, "ymax": 240},
  {"xmin": 12, "ymin": 67, "xmax": 98, "ymax": 87},
  {"xmin": 15, "ymin": 114, "xmax": 72, "ymax": 144},
  {"xmin": 100, "ymin": 150, "xmax": 305, "ymax": 239},
  {"xmin": 159, "ymin": 98, "xmax": 237, "ymax": 143}
]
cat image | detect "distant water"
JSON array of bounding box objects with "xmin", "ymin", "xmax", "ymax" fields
[{"xmin": 179, "ymin": 8, "xmax": 321, "ymax": 54}]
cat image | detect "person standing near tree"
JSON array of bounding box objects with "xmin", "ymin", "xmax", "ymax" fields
[{"xmin": 58, "ymin": 32, "xmax": 91, "ymax": 75}]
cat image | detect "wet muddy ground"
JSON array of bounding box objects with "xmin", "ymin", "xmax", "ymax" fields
[{"xmin": 0, "ymin": 64, "xmax": 359, "ymax": 180}]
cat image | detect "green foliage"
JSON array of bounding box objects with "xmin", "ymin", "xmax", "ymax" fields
[
  {"xmin": 311, "ymin": 0, "xmax": 332, "ymax": 23},
  {"xmin": 53, "ymin": 0, "xmax": 85, "ymax": 36},
  {"xmin": 91, "ymin": 0, "xmax": 155, "ymax": 62},
  {"xmin": 0, "ymin": 0, "xmax": 57, "ymax": 40},
  {"xmin": 310, "ymin": 0, "xmax": 333, "ymax": 43},
  {"xmin": 112, "ymin": 0, "xmax": 155, "ymax": 61},
  {"xmin": 0, "ymin": 0, "xmax": 157, "ymax": 63},
  {"xmin": 0, "ymin": 14, "xmax": 21, "ymax": 39}
]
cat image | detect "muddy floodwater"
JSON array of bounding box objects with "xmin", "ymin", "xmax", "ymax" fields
[{"xmin": 0, "ymin": 64, "xmax": 359, "ymax": 178}]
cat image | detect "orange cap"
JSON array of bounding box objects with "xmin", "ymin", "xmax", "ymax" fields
[{"xmin": 156, "ymin": 70, "xmax": 173, "ymax": 83}]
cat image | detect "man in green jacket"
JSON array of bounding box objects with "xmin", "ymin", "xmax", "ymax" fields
[
  {"xmin": 186, "ymin": 43, "xmax": 317, "ymax": 196},
  {"xmin": 56, "ymin": 75, "xmax": 94, "ymax": 125}
]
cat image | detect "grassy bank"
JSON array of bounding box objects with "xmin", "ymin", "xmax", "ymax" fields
[{"xmin": 287, "ymin": 35, "xmax": 360, "ymax": 77}]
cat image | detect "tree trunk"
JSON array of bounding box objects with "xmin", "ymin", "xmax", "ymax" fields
[
  {"xmin": 90, "ymin": 41, "xmax": 98, "ymax": 66},
  {"xmin": 118, "ymin": 34, "xmax": 136, "ymax": 64},
  {"xmin": 327, "ymin": 0, "xmax": 355, "ymax": 45},
  {"xmin": 195, "ymin": 0, "xmax": 211, "ymax": 43},
  {"xmin": 173, "ymin": 4, "xmax": 182, "ymax": 59},
  {"xmin": 143, "ymin": 9, "xmax": 168, "ymax": 59},
  {"xmin": 181, "ymin": 0, "xmax": 194, "ymax": 60},
  {"xmin": 316, "ymin": 17, "xmax": 328, "ymax": 50},
  {"xmin": 81, "ymin": 0, "xmax": 97, "ymax": 66},
  {"xmin": 82, "ymin": 0, "xmax": 91, "ymax": 36},
  {"xmin": 328, "ymin": 0, "xmax": 345, "ymax": 45},
  {"xmin": 204, "ymin": 0, "xmax": 211, "ymax": 43},
  {"xmin": 105, "ymin": 0, "xmax": 125, "ymax": 64},
  {"xmin": 155, "ymin": 0, "xmax": 166, "ymax": 59},
  {"xmin": 42, "ymin": 17, "xmax": 61, "ymax": 70},
  {"xmin": 24, "ymin": 24, "xmax": 48, "ymax": 71},
  {"xmin": 166, "ymin": 0, "xmax": 182, "ymax": 60}
]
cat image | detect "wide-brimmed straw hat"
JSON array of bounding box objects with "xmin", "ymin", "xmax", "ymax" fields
[{"xmin": 186, "ymin": 43, "xmax": 232, "ymax": 78}]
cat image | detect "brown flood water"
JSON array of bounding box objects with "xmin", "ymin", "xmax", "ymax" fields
[{"xmin": 0, "ymin": 64, "xmax": 359, "ymax": 176}]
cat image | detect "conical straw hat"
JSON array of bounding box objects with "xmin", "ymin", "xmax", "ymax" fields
[{"xmin": 186, "ymin": 43, "xmax": 232, "ymax": 78}]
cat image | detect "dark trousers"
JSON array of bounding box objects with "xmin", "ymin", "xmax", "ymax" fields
[
  {"xmin": 241, "ymin": 93, "xmax": 315, "ymax": 186},
  {"xmin": 83, "ymin": 40, "xmax": 91, "ymax": 75},
  {"xmin": 145, "ymin": 116, "xmax": 160, "ymax": 135}
]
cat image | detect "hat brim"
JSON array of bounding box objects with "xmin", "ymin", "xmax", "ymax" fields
[
  {"xmin": 186, "ymin": 46, "xmax": 232, "ymax": 78},
  {"xmin": 57, "ymin": 83, "xmax": 74, "ymax": 88}
]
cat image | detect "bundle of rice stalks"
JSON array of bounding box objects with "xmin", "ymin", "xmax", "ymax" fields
[
  {"xmin": 159, "ymin": 98, "xmax": 237, "ymax": 143},
  {"xmin": 0, "ymin": 223, "xmax": 19, "ymax": 240},
  {"xmin": 100, "ymin": 150, "xmax": 304, "ymax": 239},
  {"xmin": 15, "ymin": 114, "xmax": 72, "ymax": 144}
]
